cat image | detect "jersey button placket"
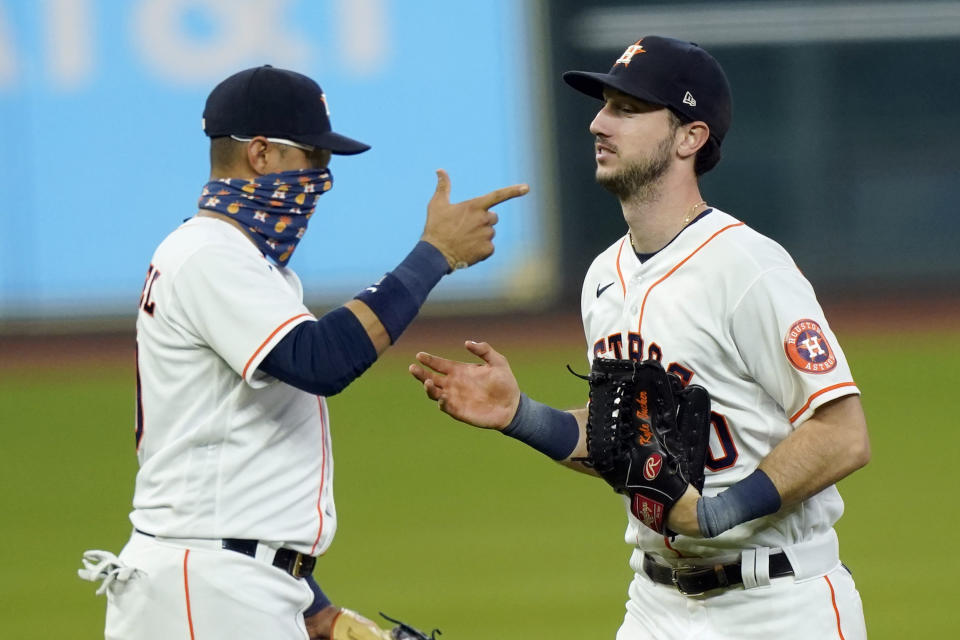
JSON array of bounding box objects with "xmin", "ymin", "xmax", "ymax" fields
[{"xmin": 629, "ymin": 275, "xmax": 642, "ymax": 316}]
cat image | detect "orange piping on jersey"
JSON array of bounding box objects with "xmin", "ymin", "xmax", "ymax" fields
[
  {"xmin": 637, "ymin": 223, "xmax": 744, "ymax": 331},
  {"xmin": 310, "ymin": 397, "xmax": 328, "ymax": 555},
  {"xmin": 183, "ymin": 550, "xmax": 196, "ymax": 640},
  {"xmin": 242, "ymin": 313, "xmax": 313, "ymax": 379},
  {"xmin": 663, "ymin": 536, "xmax": 686, "ymax": 558},
  {"xmin": 789, "ymin": 382, "xmax": 858, "ymax": 424},
  {"xmin": 615, "ymin": 238, "xmax": 627, "ymax": 297},
  {"xmin": 824, "ymin": 575, "xmax": 846, "ymax": 639}
]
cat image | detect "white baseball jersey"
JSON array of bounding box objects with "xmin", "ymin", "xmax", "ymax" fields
[
  {"xmin": 133, "ymin": 215, "xmax": 336, "ymax": 556},
  {"xmin": 581, "ymin": 208, "xmax": 859, "ymax": 561}
]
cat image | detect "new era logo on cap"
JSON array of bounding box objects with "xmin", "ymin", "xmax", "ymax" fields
[{"xmin": 683, "ymin": 91, "xmax": 697, "ymax": 107}]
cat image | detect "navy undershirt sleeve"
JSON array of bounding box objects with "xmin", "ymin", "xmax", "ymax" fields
[{"xmin": 258, "ymin": 306, "xmax": 378, "ymax": 396}]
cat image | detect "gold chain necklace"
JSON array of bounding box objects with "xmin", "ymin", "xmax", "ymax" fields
[
  {"xmin": 628, "ymin": 200, "xmax": 710, "ymax": 253},
  {"xmin": 682, "ymin": 200, "xmax": 707, "ymax": 226}
]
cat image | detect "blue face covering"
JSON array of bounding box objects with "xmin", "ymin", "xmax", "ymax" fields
[{"xmin": 198, "ymin": 168, "xmax": 333, "ymax": 266}]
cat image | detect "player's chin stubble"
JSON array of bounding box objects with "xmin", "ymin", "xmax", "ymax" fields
[{"xmin": 596, "ymin": 133, "xmax": 674, "ymax": 203}]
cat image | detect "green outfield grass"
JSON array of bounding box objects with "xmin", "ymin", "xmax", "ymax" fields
[{"xmin": 1, "ymin": 328, "xmax": 957, "ymax": 638}]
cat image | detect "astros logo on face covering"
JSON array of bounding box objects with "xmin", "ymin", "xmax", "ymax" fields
[
  {"xmin": 784, "ymin": 319, "xmax": 838, "ymax": 373},
  {"xmin": 615, "ymin": 40, "xmax": 646, "ymax": 67}
]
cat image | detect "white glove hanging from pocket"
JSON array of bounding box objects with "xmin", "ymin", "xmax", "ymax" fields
[{"xmin": 78, "ymin": 550, "xmax": 141, "ymax": 595}]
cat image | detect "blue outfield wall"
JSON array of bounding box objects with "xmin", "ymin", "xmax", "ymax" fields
[{"xmin": 0, "ymin": 0, "xmax": 551, "ymax": 319}]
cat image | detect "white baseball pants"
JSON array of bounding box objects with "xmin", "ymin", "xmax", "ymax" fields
[
  {"xmin": 616, "ymin": 562, "xmax": 866, "ymax": 639},
  {"xmin": 100, "ymin": 531, "xmax": 313, "ymax": 640}
]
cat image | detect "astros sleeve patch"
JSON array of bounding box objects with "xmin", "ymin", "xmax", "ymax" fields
[{"xmin": 783, "ymin": 319, "xmax": 838, "ymax": 374}]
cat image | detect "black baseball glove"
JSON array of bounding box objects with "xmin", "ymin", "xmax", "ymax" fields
[{"xmin": 579, "ymin": 358, "xmax": 711, "ymax": 534}]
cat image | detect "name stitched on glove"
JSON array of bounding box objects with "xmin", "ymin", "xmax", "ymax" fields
[
  {"xmin": 636, "ymin": 422, "xmax": 653, "ymax": 445},
  {"xmin": 635, "ymin": 390, "xmax": 653, "ymax": 445},
  {"xmin": 635, "ymin": 390, "xmax": 649, "ymax": 419}
]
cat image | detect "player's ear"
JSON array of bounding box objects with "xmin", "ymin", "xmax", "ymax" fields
[
  {"xmin": 246, "ymin": 137, "xmax": 272, "ymax": 175},
  {"xmin": 676, "ymin": 122, "xmax": 710, "ymax": 161}
]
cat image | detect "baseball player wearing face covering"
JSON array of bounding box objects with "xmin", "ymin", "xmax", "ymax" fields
[
  {"xmin": 410, "ymin": 36, "xmax": 869, "ymax": 639},
  {"xmin": 78, "ymin": 65, "xmax": 527, "ymax": 640}
]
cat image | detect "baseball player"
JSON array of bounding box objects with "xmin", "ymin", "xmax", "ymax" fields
[
  {"xmin": 77, "ymin": 65, "xmax": 527, "ymax": 640},
  {"xmin": 409, "ymin": 36, "xmax": 870, "ymax": 638}
]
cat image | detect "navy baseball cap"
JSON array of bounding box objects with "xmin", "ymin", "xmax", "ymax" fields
[
  {"xmin": 563, "ymin": 36, "xmax": 731, "ymax": 173},
  {"xmin": 202, "ymin": 65, "xmax": 370, "ymax": 155}
]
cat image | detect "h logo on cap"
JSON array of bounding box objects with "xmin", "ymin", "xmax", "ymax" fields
[{"xmin": 615, "ymin": 41, "xmax": 646, "ymax": 67}]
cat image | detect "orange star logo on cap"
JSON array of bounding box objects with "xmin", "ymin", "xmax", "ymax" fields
[{"xmin": 615, "ymin": 40, "xmax": 646, "ymax": 67}]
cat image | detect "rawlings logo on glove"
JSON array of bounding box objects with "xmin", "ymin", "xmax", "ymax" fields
[{"xmin": 578, "ymin": 358, "xmax": 712, "ymax": 534}]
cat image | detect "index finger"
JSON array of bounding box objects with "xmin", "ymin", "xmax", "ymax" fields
[
  {"xmin": 415, "ymin": 351, "xmax": 457, "ymax": 375},
  {"xmin": 474, "ymin": 183, "xmax": 529, "ymax": 209}
]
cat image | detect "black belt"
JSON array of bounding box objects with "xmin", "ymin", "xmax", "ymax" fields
[
  {"xmin": 642, "ymin": 552, "xmax": 793, "ymax": 596},
  {"xmin": 135, "ymin": 529, "xmax": 315, "ymax": 579}
]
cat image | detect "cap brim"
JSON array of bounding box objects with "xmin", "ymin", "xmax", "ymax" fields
[
  {"xmin": 562, "ymin": 70, "xmax": 668, "ymax": 108},
  {"xmin": 299, "ymin": 131, "xmax": 371, "ymax": 155}
]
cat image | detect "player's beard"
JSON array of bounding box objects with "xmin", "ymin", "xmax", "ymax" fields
[{"xmin": 595, "ymin": 132, "xmax": 674, "ymax": 203}]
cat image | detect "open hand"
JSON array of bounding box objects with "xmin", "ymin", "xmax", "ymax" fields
[{"xmin": 409, "ymin": 340, "xmax": 521, "ymax": 429}]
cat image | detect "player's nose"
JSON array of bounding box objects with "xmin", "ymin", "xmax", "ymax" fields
[{"xmin": 589, "ymin": 108, "xmax": 610, "ymax": 137}]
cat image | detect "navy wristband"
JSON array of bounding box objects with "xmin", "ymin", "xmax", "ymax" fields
[
  {"xmin": 502, "ymin": 393, "xmax": 580, "ymax": 461},
  {"xmin": 697, "ymin": 469, "xmax": 782, "ymax": 538},
  {"xmin": 392, "ymin": 241, "xmax": 451, "ymax": 298},
  {"xmin": 354, "ymin": 241, "xmax": 448, "ymax": 343},
  {"xmin": 303, "ymin": 574, "xmax": 332, "ymax": 617}
]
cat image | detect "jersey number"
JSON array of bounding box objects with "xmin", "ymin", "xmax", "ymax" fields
[
  {"xmin": 135, "ymin": 264, "xmax": 159, "ymax": 450},
  {"xmin": 139, "ymin": 264, "xmax": 160, "ymax": 315},
  {"xmin": 706, "ymin": 412, "xmax": 738, "ymax": 471}
]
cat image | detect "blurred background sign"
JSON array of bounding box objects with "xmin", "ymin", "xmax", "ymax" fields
[
  {"xmin": 1, "ymin": 0, "xmax": 959, "ymax": 326},
  {"xmin": 0, "ymin": 0, "xmax": 551, "ymax": 321}
]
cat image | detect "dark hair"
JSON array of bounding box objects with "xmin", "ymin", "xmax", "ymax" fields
[{"xmin": 209, "ymin": 136, "xmax": 248, "ymax": 170}]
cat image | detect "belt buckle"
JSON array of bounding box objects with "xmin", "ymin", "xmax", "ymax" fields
[
  {"xmin": 671, "ymin": 568, "xmax": 705, "ymax": 596},
  {"xmin": 291, "ymin": 553, "xmax": 305, "ymax": 578}
]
